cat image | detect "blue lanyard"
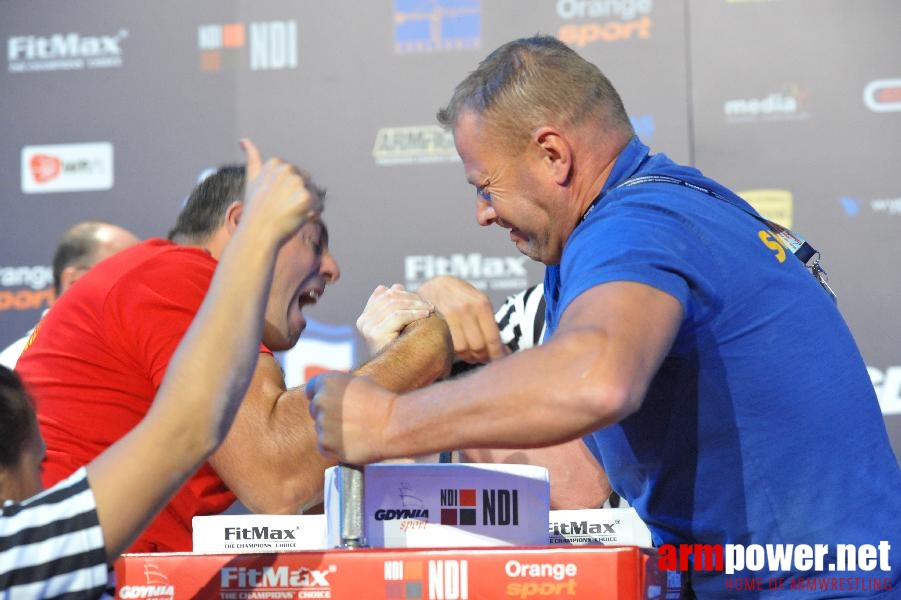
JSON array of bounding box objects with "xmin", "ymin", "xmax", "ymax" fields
[{"xmin": 583, "ymin": 174, "xmax": 837, "ymax": 302}]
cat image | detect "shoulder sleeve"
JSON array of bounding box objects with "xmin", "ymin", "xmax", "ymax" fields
[
  {"xmin": 495, "ymin": 283, "xmax": 546, "ymax": 351},
  {"xmin": 557, "ymin": 191, "xmax": 719, "ymax": 325},
  {"xmin": 0, "ymin": 468, "xmax": 108, "ymax": 596},
  {"xmin": 107, "ymin": 250, "xmax": 217, "ymax": 388}
]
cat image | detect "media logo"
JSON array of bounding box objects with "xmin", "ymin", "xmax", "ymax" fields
[
  {"xmin": 868, "ymin": 366, "xmax": 901, "ymax": 416},
  {"xmin": 373, "ymin": 125, "xmax": 460, "ymax": 166},
  {"xmin": 724, "ymin": 85, "xmax": 810, "ymax": 123},
  {"xmin": 7, "ymin": 29, "xmax": 127, "ymax": 73},
  {"xmin": 439, "ymin": 487, "xmax": 519, "ymax": 526},
  {"xmin": 863, "ymin": 78, "xmax": 901, "ymax": 113},
  {"xmin": 0, "ymin": 265, "xmax": 53, "ymax": 313},
  {"xmin": 836, "ymin": 195, "xmax": 901, "ymax": 218},
  {"xmin": 838, "ymin": 196, "xmax": 860, "ymax": 217},
  {"xmin": 118, "ymin": 560, "xmax": 174, "ymax": 600},
  {"xmin": 737, "ymin": 189, "xmax": 793, "ymax": 228},
  {"xmin": 557, "ymin": 0, "xmax": 654, "ymax": 48},
  {"xmin": 21, "ymin": 142, "xmax": 113, "ymax": 194},
  {"xmin": 404, "ymin": 253, "xmax": 530, "ymax": 292},
  {"xmin": 394, "ymin": 0, "xmax": 481, "ymax": 54},
  {"xmin": 198, "ymin": 21, "xmax": 297, "ymax": 72}
]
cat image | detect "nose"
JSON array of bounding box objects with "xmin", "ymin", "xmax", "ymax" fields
[
  {"xmin": 321, "ymin": 250, "xmax": 340, "ymax": 283},
  {"xmin": 475, "ymin": 197, "xmax": 497, "ymax": 227}
]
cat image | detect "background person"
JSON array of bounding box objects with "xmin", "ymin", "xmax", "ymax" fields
[{"xmin": 0, "ymin": 221, "xmax": 139, "ymax": 369}]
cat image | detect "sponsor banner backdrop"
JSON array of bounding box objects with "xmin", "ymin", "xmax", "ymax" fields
[{"xmin": 2, "ymin": 0, "xmax": 899, "ymax": 462}]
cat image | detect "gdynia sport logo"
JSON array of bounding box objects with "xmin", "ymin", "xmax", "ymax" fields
[{"xmin": 657, "ymin": 541, "xmax": 893, "ymax": 593}]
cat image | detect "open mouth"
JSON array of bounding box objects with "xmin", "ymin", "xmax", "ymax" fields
[{"xmin": 298, "ymin": 289, "xmax": 321, "ymax": 308}]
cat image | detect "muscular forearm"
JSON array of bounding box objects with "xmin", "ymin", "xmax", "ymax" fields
[
  {"xmin": 379, "ymin": 330, "xmax": 631, "ymax": 459},
  {"xmin": 373, "ymin": 283, "xmax": 683, "ymax": 461},
  {"xmin": 356, "ymin": 313, "xmax": 453, "ymax": 392}
]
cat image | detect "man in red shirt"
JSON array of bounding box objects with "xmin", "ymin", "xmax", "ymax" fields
[{"xmin": 17, "ymin": 151, "xmax": 452, "ymax": 552}]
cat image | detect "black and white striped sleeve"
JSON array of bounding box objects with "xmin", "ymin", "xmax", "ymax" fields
[
  {"xmin": 1, "ymin": 467, "xmax": 110, "ymax": 599},
  {"xmin": 495, "ymin": 283, "xmax": 546, "ymax": 352}
]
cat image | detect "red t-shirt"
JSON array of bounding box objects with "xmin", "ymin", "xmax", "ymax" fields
[{"xmin": 17, "ymin": 238, "xmax": 267, "ymax": 552}]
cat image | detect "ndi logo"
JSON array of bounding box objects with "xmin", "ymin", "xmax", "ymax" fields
[
  {"xmin": 198, "ymin": 21, "xmax": 297, "ymax": 71},
  {"xmin": 428, "ymin": 560, "xmax": 469, "ymax": 600},
  {"xmin": 439, "ymin": 488, "xmax": 518, "ymax": 526},
  {"xmin": 384, "ymin": 560, "xmax": 426, "ymax": 599},
  {"xmin": 394, "ymin": 0, "xmax": 481, "ymax": 53}
]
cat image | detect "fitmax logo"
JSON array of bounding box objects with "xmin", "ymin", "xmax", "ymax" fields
[
  {"xmin": 549, "ymin": 520, "xmax": 616, "ymax": 535},
  {"xmin": 223, "ymin": 526, "xmax": 298, "ymax": 540},
  {"xmin": 8, "ymin": 30, "xmax": 127, "ymax": 72},
  {"xmin": 405, "ymin": 254, "xmax": 528, "ymax": 281},
  {"xmin": 221, "ymin": 565, "xmax": 334, "ymax": 588}
]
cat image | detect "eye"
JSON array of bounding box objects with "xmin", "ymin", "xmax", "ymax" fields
[
  {"xmin": 303, "ymin": 233, "xmax": 324, "ymax": 256},
  {"xmin": 477, "ymin": 185, "xmax": 492, "ymax": 202}
]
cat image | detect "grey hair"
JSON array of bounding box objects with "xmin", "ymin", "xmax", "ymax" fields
[{"xmin": 437, "ymin": 34, "xmax": 633, "ymax": 149}]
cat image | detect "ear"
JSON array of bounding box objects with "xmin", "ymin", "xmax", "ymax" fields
[
  {"xmin": 534, "ymin": 127, "xmax": 572, "ymax": 186},
  {"xmin": 224, "ymin": 200, "xmax": 244, "ymax": 234},
  {"xmin": 58, "ymin": 265, "xmax": 87, "ymax": 294}
]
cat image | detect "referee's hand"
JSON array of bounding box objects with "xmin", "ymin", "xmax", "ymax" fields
[{"xmin": 306, "ymin": 373, "xmax": 395, "ymax": 465}]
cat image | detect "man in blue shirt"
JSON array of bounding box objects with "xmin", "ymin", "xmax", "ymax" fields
[{"xmin": 307, "ymin": 35, "xmax": 901, "ymax": 598}]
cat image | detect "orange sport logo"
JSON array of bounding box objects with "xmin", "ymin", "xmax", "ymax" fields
[
  {"xmin": 558, "ymin": 17, "xmax": 651, "ymax": 46},
  {"xmin": 555, "ymin": 0, "xmax": 654, "ymax": 47},
  {"xmin": 0, "ymin": 265, "xmax": 54, "ymax": 313}
]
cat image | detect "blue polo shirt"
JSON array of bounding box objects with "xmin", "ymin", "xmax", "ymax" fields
[{"xmin": 544, "ymin": 137, "xmax": 901, "ymax": 598}]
